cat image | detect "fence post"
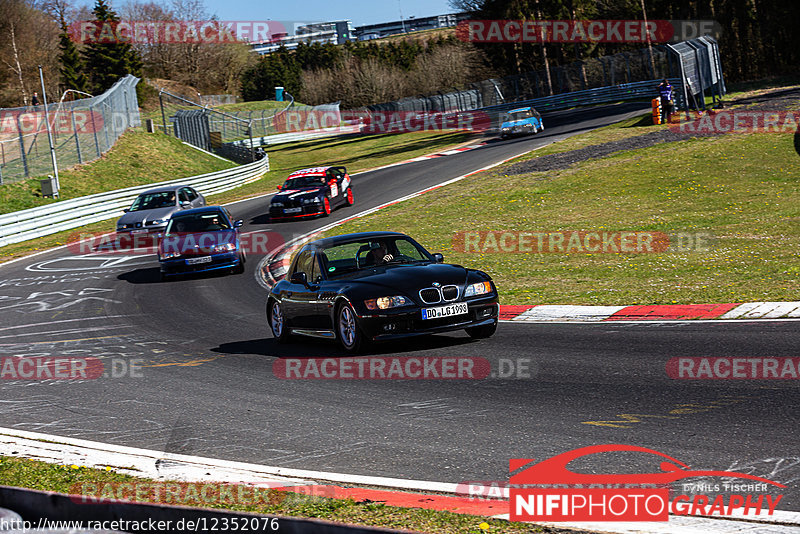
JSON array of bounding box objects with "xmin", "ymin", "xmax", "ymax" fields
[
  {"xmin": 15, "ymin": 115, "xmax": 29, "ymax": 177},
  {"xmin": 159, "ymin": 91, "xmax": 168, "ymax": 134},
  {"xmin": 71, "ymin": 111, "xmax": 83, "ymax": 164},
  {"xmin": 90, "ymin": 105, "xmax": 101, "ymax": 157}
]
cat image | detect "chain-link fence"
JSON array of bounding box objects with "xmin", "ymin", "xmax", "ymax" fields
[
  {"xmin": 0, "ymin": 76, "xmax": 140, "ymax": 185},
  {"xmin": 362, "ymin": 39, "xmax": 724, "ymax": 119}
]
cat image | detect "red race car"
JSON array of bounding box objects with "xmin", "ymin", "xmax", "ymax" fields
[{"xmin": 269, "ymin": 166, "xmax": 354, "ymax": 221}]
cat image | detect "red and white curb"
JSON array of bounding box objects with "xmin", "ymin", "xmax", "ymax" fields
[
  {"xmin": 403, "ymin": 142, "xmax": 487, "ymax": 162},
  {"xmin": 500, "ymin": 302, "xmax": 800, "ymax": 322},
  {"xmin": 2, "ymin": 428, "xmax": 798, "ymax": 533}
]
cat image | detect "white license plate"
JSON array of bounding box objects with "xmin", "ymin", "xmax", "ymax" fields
[
  {"xmin": 421, "ymin": 302, "xmax": 468, "ymax": 320},
  {"xmin": 284, "ymin": 207, "xmax": 302, "ymax": 213},
  {"xmin": 186, "ymin": 256, "xmax": 212, "ymax": 265}
]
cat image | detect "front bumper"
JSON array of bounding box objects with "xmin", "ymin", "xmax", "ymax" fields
[
  {"xmin": 356, "ymin": 296, "xmax": 499, "ymax": 341},
  {"xmin": 269, "ymin": 205, "xmax": 326, "ymax": 220},
  {"xmin": 160, "ymin": 251, "xmax": 241, "ymax": 276}
]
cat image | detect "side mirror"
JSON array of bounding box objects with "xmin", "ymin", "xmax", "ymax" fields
[
  {"xmin": 276, "ymin": 185, "xmax": 282, "ymax": 191},
  {"xmin": 180, "ymin": 201, "xmax": 191, "ymax": 208},
  {"xmin": 233, "ymin": 220, "xmax": 243, "ymax": 228},
  {"xmin": 290, "ymin": 271, "xmax": 308, "ymax": 286},
  {"xmin": 123, "ymin": 208, "xmax": 129, "ymax": 213},
  {"xmin": 432, "ymin": 253, "xmax": 444, "ymax": 263}
]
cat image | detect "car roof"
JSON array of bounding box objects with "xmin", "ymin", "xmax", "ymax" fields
[
  {"xmin": 307, "ymin": 231, "xmax": 408, "ymax": 250},
  {"xmin": 287, "ymin": 167, "xmax": 332, "ymax": 178},
  {"xmin": 138, "ymin": 185, "xmax": 190, "ymax": 195},
  {"xmin": 170, "ymin": 205, "xmax": 227, "ymax": 217}
]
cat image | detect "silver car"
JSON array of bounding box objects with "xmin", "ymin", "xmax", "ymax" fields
[{"xmin": 116, "ymin": 185, "xmax": 206, "ymax": 234}]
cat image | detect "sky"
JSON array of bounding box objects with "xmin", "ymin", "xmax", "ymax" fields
[{"xmin": 193, "ymin": 0, "xmax": 456, "ymax": 28}]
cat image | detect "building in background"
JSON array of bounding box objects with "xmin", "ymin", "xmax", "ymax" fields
[
  {"xmin": 353, "ymin": 13, "xmax": 467, "ymax": 39},
  {"xmin": 250, "ymin": 13, "xmax": 467, "ymax": 55},
  {"xmin": 251, "ymin": 21, "xmax": 355, "ymax": 54}
]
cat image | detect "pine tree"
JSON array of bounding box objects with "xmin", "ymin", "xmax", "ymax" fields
[
  {"xmin": 82, "ymin": 0, "xmax": 143, "ymax": 94},
  {"xmin": 58, "ymin": 18, "xmax": 88, "ymax": 93}
]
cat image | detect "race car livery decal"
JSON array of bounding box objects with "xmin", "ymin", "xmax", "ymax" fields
[
  {"xmin": 330, "ymin": 181, "xmax": 339, "ymax": 197},
  {"xmin": 288, "ymin": 166, "xmax": 329, "ymax": 178}
]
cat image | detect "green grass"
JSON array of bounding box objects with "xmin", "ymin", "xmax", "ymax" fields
[
  {"xmin": 324, "ymin": 128, "xmax": 800, "ymax": 305},
  {"xmin": 140, "ymin": 99, "xmax": 297, "ymax": 125},
  {"xmin": 0, "ymin": 456, "xmax": 556, "ymax": 534},
  {"xmin": 0, "ymin": 130, "xmax": 478, "ymax": 263},
  {"xmin": 215, "ymin": 100, "xmax": 295, "ymax": 113},
  {"xmin": 0, "ymin": 129, "xmax": 235, "ymax": 215},
  {"xmin": 203, "ymin": 130, "xmax": 477, "ymax": 206}
]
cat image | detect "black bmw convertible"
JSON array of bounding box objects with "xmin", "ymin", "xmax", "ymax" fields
[{"xmin": 267, "ymin": 232, "xmax": 499, "ymax": 352}]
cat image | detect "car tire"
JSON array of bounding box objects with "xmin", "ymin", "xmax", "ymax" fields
[
  {"xmin": 345, "ymin": 187, "xmax": 354, "ymax": 206},
  {"xmin": 336, "ymin": 301, "xmax": 366, "ymax": 353},
  {"xmin": 465, "ymin": 323, "xmax": 497, "ymax": 339},
  {"xmin": 268, "ymin": 299, "xmax": 292, "ymax": 343},
  {"xmin": 233, "ymin": 253, "xmax": 246, "ymax": 274},
  {"xmin": 322, "ymin": 197, "xmax": 331, "ymax": 216}
]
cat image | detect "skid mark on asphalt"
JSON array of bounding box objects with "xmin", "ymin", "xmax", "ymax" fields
[
  {"xmin": 685, "ymin": 457, "xmax": 800, "ymax": 489},
  {"xmin": 582, "ymin": 395, "xmax": 754, "ymax": 428},
  {"xmin": 397, "ymin": 398, "xmax": 491, "ymax": 418}
]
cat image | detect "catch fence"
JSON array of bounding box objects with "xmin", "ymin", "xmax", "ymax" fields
[{"xmin": 0, "ymin": 76, "xmax": 141, "ymax": 185}]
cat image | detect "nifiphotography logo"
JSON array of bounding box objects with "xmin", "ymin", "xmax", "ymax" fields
[{"xmin": 510, "ymin": 444, "xmax": 785, "ymax": 522}]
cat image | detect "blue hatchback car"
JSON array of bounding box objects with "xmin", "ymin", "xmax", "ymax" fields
[
  {"xmin": 157, "ymin": 206, "xmax": 245, "ymax": 280},
  {"xmin": 499, "ymin": 107, "xmax": 544, "ymax": 139}
]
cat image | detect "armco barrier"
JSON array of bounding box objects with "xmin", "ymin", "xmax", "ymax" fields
[
  {"xmin": 480, "ymin": 78, "xmax": 684, "ymax": 128},
  {"xmin": 0, "ymin": 156, "xmax": 269, "ymax": 247},
  {"xmin": 0, "ymin": 485, "xmax": 406, "ymax": 534}
]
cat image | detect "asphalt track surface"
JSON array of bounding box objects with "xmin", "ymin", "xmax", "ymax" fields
[{"xmin": 1, "ymin": 103, "xmax": 798, "ymax": 510}]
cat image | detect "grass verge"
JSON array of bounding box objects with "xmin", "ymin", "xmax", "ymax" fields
[
  {"xmin": 0, "ymin": 130, "xmax": 478, "ymax": 264},
  {"xmin": 0, "ymin": 456, "xmax": 560, "ymax": 534},
  {"xmin": 323, "ymin": 127, "xmax": 800, "ymax": 305},
  {"xmin": 0, "ymin": 129, "xmax": 235, "ymax": 215}
]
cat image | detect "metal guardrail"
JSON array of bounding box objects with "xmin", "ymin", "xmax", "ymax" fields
[
  {"xmin": 481, "ymin": 78, "xmax": 684, "ymax": 119},
  {"xmin": 236, "ymin": 125, "xmax": 363, "ymax": 148},
  {"xmin": 477, "ymin": 78, "xmax": 684, "ymax": 129},
  {"xmin": 0, "ymin": 156, "xmax": 269, "ymax": 247}
]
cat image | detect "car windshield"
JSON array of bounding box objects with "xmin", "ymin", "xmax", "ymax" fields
[
  {"xmin": 165, "ymin": 212, "xmax": 230, "ymax": 233},
  {"xmin": 506, "ymin": 109, "xmax": 533, "ymax": 121},
  {"xmin": 320, "ymin": 237, "xmax": 433, "ymax": 277},
  {"xmin": 130, "ymin": 191, "xmax": 176, "ymax": 211},
  {"xmin": 283, "ymin": 175, "xmax": 325, "ymax": 189}
]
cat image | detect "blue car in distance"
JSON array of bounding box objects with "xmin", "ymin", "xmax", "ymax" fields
[
  {"xmin": 499, "ymin": 106, "xmax": 544, "ymax": 139},
  {"xmin": 157, "ymin": 206, "xmax": 245, "ymax": 281}
]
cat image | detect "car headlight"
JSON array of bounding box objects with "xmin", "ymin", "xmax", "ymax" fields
[
  {"xmin": 213, "ymin": 243, "xmax": 236, "ymax": 253},
  {"xmin": 464, "ymin": 281, "xmax": 492, "ymax": 298},
  {"xmin": 365, "ymin": 296, "xmax": 412, "ymax": 310},
  {"xmin": 272, "ymin": 202, "xmax": 284, "ymax": 207},
  {"xmin": 301, "ymin": 197, "xmax": 322, "ymax": 205},
  {"xmin": 160, "ymin": 251, "xmax": 181, "ymax": 260},
  {"xmin": 150, "ymin": 219, "xmax": 167, "ymax": 225}
]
